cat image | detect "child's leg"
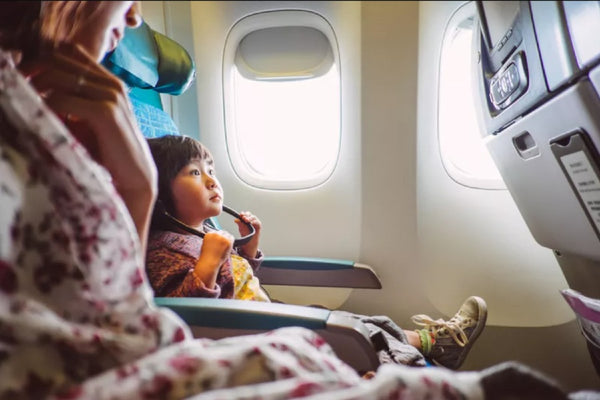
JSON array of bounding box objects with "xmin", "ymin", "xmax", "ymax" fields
[{"xmin": 404, "ymin": 330, "xmax": 422, "ymax": 349}]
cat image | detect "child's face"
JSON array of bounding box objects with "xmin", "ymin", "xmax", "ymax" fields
[{"xmin": 170, "ymin": 158, "xmax": 223, "ymax": 227}]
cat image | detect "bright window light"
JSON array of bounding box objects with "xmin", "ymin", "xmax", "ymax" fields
[
  {"xmin": 230, "ymin": 66, "xmax": 340, "ymax": 188},
  {"xmin": 223, "ymin": 11, "xmax": 341, "ymax": 190},
  {"xmin": 438, "ymin": 19, "xmax": 505, "ymax": 189}
]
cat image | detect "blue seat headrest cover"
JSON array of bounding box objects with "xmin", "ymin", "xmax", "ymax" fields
[{"xmin": 102, "ymin": 21, "xmax": 195, "ymax": 96}]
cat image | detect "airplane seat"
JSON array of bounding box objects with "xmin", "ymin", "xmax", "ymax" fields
[
  {"xmin": 129, "ymin": 96, "xmax": 180, "ymax": 138},
  {"xmin": 472, "ymin": 0, "xmax": 600, "ymax": 375},
  {"xmin": 101, "ymin": 18, "xmax": 384, "ymax": 374}
]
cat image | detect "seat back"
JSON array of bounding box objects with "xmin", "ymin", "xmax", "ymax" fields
[
  {"xmin": 130, "ymin": 97, "xmax": 180, "ymax": 138},
  {"xmin": 473, "ymin": 0, "xmax": 600, "ymax": 374}
]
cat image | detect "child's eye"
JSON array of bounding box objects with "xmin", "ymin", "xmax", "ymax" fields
[
  {"xmin": 191, "ymin": 169, "xmax": 201, "ymax": 176},
  {"xmin": 207, "ymin": 168, "xmax": 215, "ymax": 176}
]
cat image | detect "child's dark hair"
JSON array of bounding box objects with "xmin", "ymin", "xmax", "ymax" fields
[{"xmin": 147, "ymin": 135, "xmax": 213, "ymax": 230}]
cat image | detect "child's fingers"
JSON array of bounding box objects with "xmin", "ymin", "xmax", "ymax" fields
[
  {"xmin": 238, "ymin": 211, "xmax": 261, "ymax": 226},
  {"xmin": 218, "ymin": 230, "xmax": 235, "ymax": 241},
  {"xmin": 206, "ymin": 230, "xmax": 234, "ymax": 243},
  {"xmin": 203, "ymin": 232, "xmax": 234, "ymax": 257},
  {"xmin": 234, "ymin": 218, "xmax": 244, "ymax": 226}
]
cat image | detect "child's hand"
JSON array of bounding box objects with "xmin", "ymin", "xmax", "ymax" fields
[
  {"xmin": 194, "ymin": 231, "xmax": 234, "ymax": 288},
  {"xmin": 234, "ymin": 211, "xmax": 262, "ymax": 258}
]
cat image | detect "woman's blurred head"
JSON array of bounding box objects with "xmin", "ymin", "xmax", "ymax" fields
[
  {"xmin": 40, "ymin": 1, "xmax": 142, "ymax": 61},
  {"xmin": 0, "ymin": 1, "xmax": 142, "ymax": 63}
]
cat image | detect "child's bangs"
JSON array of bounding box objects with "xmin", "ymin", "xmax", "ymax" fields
[{"xmin": 184, "ymin": 138, "xmax": 212, "ymax": 164}]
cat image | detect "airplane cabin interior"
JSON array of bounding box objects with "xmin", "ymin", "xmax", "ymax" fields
[
  {"xmin": 3, "ymin": 0, "xmax": 600, "ymax": 397},
  {"xmin": 110, "ymin": 0, "xmax": 600, "ymax": 394}
]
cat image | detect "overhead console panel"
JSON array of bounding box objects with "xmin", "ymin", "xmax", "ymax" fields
[{"xmin": 474, "ymin": 1, "xmax": 548, "ymax": 134}]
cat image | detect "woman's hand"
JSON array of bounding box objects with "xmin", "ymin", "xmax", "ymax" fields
[
  {"xmin": 194, "ymin": 231, "xmax": 234, "ymax": 288},
  {"xmin": 24, "ymin": 43, "xmax": 157, "ymax": 248},
  {"xmin": 234, "ymin": 211, "xmax": 262, "ymax": 258}
]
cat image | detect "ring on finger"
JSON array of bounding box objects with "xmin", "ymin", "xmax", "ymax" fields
[{"xmin": 76, "ymin": 75, "xmax": 86, "ymax": 92}]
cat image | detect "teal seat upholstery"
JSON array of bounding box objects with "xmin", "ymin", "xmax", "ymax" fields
[{"xmin": 130, "ymin": 97, "xmax": 179, "ymax": 138}]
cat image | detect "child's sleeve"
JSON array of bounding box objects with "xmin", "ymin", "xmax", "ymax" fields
[{"xmin": 146, "ymin": 246, "xmax": 222, "ymax": 298}]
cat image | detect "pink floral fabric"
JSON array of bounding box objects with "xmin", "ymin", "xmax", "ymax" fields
[
  {"xmin": 0, "ymin": 49, "xmax": 188, "ymax": 398},
  {"xmin": 0, "ymin": 49, "xmax": 484, "ymax": 400}
]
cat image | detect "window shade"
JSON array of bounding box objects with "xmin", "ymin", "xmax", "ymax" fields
[{"xmin": 235, "ymin": 26, "xmax": 333, "ymax": 80}]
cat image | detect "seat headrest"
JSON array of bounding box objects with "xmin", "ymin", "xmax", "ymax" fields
[
  {"xmin": 130, "ymin": 97, "xmax": 180, "ymax": 138},
  {"xmin": 102, "ymin": 21, "xmax": 195, "ymax": 96}
]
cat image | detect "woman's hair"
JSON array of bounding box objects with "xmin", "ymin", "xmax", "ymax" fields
[
  {"xmin": 0, "ymin": 1, "xmax": 99, "ymax": 64},
  {"xmin": 147, "ymin": 135, "xmax": 214, "ymax": 230},
  {"xmin": 39, "ymin": 2, "xmax": 101, "ymax": 51}
]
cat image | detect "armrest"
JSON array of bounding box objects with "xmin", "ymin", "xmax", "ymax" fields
[
  {"xmin": 257, "ymin": 256, "xmax": 382, "ymax": 289},
  {"xmin": 155, "ymin": 297, "xmax": 380, "ymax": 373},
  {"xmin": 154, "ymin": 297, "xmax": 330, "ymax": 330}
]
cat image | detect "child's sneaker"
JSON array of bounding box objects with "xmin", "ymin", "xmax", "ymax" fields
[{"xmin": 411, "ymin": 296, "xmax": 487, "ymax": 370}]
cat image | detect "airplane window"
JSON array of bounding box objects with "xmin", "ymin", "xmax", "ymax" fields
[
  {"xmin": 232, "ymin": 66, "xmax": 340, "ymax": 186},
  {"xmin": 438, "ymin": 17, "xmax": 506, "ymax": 189},
  {"xmin": 223, "ymin": 11, "xmax": 341, "ymax": 190}
]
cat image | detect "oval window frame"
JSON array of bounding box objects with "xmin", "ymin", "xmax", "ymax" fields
[
  {"xmin": 222, "ymin": 10, "xmax": 342, "ymax": 190},
  {"xmin": 437, "ymin": 1, "xmax": 506, "ymax": 190}
]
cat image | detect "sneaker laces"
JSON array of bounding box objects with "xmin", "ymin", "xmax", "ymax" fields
[{"xmin": 411, "ymin": 314, "xmax": 469, "ymax": 347}]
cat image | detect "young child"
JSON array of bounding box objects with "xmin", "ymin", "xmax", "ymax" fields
[
  {"xmin": 146, "ymin": 135, "xmax": 270, "ymax": 302},
  {"xmin": 145, "ymin": 135, "xmax": 488, "ymax": 370}
]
